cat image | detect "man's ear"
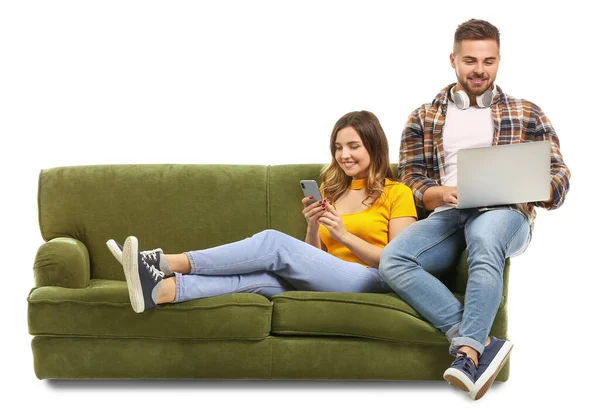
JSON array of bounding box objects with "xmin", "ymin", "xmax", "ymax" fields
[{"xmin": 450, "ymin": 53, "xmax": 456, "ymax": 69}]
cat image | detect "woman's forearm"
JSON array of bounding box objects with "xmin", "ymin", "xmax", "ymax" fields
[
  {"xmin": 305, "ymin": 227, "xmax": 321, "ymax": 248},
  {"xmin": 339, "ymin": 233, "xmax": 382, "ymax": 268}
]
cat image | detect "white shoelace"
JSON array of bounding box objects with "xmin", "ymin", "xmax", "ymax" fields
[
  {"xmin": 140, "ymin": 248, "xmax": 161, "ymax": 262},
  {"xmin": 142, "ymin": 259, "xmax": 165, "ymax": 283}
]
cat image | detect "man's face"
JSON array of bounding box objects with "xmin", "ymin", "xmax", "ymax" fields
[{"xmin": 450, "ymin": 39, "xmax": 500, "ymax": 98}]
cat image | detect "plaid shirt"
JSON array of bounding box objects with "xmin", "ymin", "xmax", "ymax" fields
[{"xmin": 399, "ymin": 84, "xmax": 571, "ymax": 225}]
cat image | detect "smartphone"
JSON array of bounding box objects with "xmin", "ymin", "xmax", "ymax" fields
[{"xmin": 300, "ymin": 180, "xmax": 323, "ymax": 205}]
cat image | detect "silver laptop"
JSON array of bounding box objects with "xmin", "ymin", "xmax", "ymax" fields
[{"xmin": 456, "ymin": 141, "xmax": 551, "ymax": 209}]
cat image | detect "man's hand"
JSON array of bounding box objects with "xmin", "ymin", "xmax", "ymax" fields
[
  {"xmin": 442, "ymin": 186, "xmax": 458, "ymax": 205},
  {"xmin": 423, "ymin": 185, "xmax": 458, "ymax": 210}
]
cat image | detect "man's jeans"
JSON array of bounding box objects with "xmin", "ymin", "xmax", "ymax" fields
[
  {"xmin": 379, "ymin": 208, "xmax": 530, "ymax": 355},
  {"xmin": 174, "ymin": 229, "xmax": 391, "ymax": 302}
]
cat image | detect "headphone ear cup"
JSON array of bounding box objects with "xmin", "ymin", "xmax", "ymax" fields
[
  {"xmin": 476, "ymin": 89, "xmax": 494, "ymax": 108},
  {"xmin": 454, "ymin": 90, "xmax": 470, "ymax": 110}
]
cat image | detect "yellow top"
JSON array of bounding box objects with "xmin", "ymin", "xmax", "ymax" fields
[{"xmin": 319, "ymin": 179, "xmax": 417, "ymax": 266}]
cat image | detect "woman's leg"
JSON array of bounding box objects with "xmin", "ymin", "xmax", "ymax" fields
[
  {"xmin": 126, "ymin": 229, "xmax": 388, "ymax": 312},
  {"xmin": 157, "ymin": 271, "xmax": 294, "ymax": 303},
  {"xmin": 164, "ymin": 254, "xmax": 191, "ymax": 274},
  {"xmin": 182, "ymin": 229, "xmax": 390, "ymax": 293}
]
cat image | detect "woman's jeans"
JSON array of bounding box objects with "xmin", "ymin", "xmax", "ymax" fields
[
  {"xmin": 174, "ymin": 229, "xmax": 391, "ymax": 302},
  {"xmin": 379, "ymin": 208, "xmax": 530, "ymax": 355}
]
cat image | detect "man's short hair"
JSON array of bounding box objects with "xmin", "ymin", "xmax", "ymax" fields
[{"xmin": 454, "ymin": 19, "xmax": 500, "ymax": 53}]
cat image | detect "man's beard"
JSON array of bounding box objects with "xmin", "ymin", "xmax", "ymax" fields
[{"xmin": 460, "ymin": 74, "xmax": 493, "ymax": 96}]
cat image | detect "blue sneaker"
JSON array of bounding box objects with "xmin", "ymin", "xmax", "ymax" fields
[
  {"xmin": 469, "ymin": 337, "xmax": 513, "ymax": 400},
  {"xmin": 107, "ymin": 238, "xmax": 166, "ymax": 267},
  {"xmin": 443, "ymin": 350, "xmax": 477, "ymax": 392},
  {"xmin": 122, "ymin": 236, "xmax": 166, "ymax": 313},
  {"xmin": 107, "ymin": 239, "xmax": 174, "ymax": 281}
]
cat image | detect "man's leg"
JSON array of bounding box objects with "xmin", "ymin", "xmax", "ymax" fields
[
  {"xmin": 451, "ymin": 209, "xmax": 530, "ymax": 399},
  {"xmin": 379, "ymin": 209, "xmax": 466, "ymax": 339},
  {"xmin": 453, "ymin": 209, "xmax": 530, "ymax": 354}
]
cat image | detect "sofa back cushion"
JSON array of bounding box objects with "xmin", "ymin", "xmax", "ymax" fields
[{"xmin": 38, "ymin": 164, "xmax": 324, "ymax": 280}]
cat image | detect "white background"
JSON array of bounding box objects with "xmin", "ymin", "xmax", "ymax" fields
[{"xmin": 1, "ymin": 0, "xmax": 597, "ymax": 416}]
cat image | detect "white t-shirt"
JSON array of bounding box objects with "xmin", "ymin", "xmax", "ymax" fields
[{"xmin": 434, "ymin": 101, "xmax": 494, "ymax": 213}]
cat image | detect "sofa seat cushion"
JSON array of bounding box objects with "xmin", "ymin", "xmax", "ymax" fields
[
  {"xmin": 272, "ymin": 291, "xmax": 464, "ymax": 344},
  {"xmin": 28, "ymin": 279, "xmax": 273, "ymax": 340}
]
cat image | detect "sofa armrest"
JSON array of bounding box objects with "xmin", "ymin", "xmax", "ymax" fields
[{"xmin": 33, "ymin": 238, "xmax": 90, "ymax": 288}]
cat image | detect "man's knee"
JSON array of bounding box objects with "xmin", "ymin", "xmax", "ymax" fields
[
  {"xmin": 379, "ymin": 240, "xmax": 413, "ymax": 283},
  {"xmin": 468, "ymin": 230, "xmax": 501, "ymax": 253}
]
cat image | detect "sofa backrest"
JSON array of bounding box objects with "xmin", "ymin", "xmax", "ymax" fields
[{"xmin": 38, "ymin": 164, "xmax": 329, "ymax": 280}]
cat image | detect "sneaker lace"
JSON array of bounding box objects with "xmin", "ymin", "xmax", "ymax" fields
[
  {"xmin": 450, "ymin": 350, "xmax": 476, "ymax": 377},
  {"xmin": 141, "ymin": 249, "xmax": 161, "ymax": 262},
  {"xmin": 142, "ymin": 259, "xmax": 165, "ymax": 283}
]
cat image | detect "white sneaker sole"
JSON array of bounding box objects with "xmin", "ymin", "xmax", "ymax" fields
[
  {"xmin": 122, "ymin": 236, "xmax": 144, "ymax": 313},
  {"xmin": 470, "ymin": 341, "xmax": 513, "ymax": 400},
  {"xmin": 106, "ymin": 239, "xmax": 123, "ymax": 265},
  {"xmin": 443, "ymin": 367, "xmax": 475, "ymax": 393}
]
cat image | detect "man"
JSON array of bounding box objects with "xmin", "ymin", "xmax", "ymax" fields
[{"xmin": 379, "ymin": 19, "xmax": 570, "ymax": 400}]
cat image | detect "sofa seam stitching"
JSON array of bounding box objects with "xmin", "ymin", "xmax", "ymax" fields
[
  {"xmin": 266, "ymin": 165, "xmax": 271, "ymax": 229},
  {"xmin": 38, "ymin": 169, "xmax": 46, "ymax": 241},
  {"xmin": 27, "ymin": 298, "xmax": 272, "ymax": 310},
  {"xmin": 269, "ymin": 331, "xmax": 449, "ymax": 346},
  {"xmin": 29, "ymin": 333, "xmax": 268, "ymax": 341},
  {"xmin": 272, "ymin": 295, "xmax": 506, "ymax": 312}
]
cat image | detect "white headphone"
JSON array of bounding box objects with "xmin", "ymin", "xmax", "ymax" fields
[{"xmin": 450, "ymin": 85, "xmax": 495, "ymax": 110}]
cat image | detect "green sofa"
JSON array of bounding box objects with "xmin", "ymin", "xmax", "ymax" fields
[{"xmin": 28, "ymin": 164, "xmax": 511, "ymax": 380}]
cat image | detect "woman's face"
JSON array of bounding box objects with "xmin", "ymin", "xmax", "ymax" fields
[{"xmin": 334, "ymin": 126, "xmax": 371, "ymax": 179}]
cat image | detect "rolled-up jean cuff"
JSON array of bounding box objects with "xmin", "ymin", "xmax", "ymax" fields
[
  {"xmin": 451, "ymin": 336, "xmax": 485, "ymax": 356},
  {"xmin": 445, "ymin": 323, "xmax": 461, "ymax": 343},
  {"xmin": 173, "ymin": 273, "xmax": 183, "ymax": 303},
  {"xmin": 185, "ymin": 251, "xmax": 198, "ymax": 274}
]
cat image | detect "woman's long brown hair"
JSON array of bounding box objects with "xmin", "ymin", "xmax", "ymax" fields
[{"xmin": 321, "ymin": 110, "xmax": 393, "ymax": 205}]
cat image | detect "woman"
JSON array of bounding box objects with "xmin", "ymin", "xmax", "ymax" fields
[{"xmin": 108, "ymin": 110, "xmax": 417, "ymax": 313}]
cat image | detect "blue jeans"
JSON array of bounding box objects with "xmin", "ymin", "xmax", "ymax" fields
[
  {"xmin": 174, "ymin": 229, "xmax": 392, "ymax": 302},
  {"xmin": 379, "ymin": 209, "xmax": 530, "ymax": 355}
]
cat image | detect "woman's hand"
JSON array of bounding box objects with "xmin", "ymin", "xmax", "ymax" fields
[
  {"xmin": 317, "ymin": 202, "xmax": 349, "ymax": 244},
  {"xmin": 302, "ymin": 197, "xmax": 327, "ymax": 231}
]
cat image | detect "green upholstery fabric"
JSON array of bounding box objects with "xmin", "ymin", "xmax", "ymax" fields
[
  {"xmin": 32, "ymin": 336, "xmax": 273, "ymax": 379},
  {"xmin": 31, "ymin": 336, "xmax": 508, "ymax": 381},
  {"xmin": 28, "ymin": 280, "xmax": 272, "ymax": 340},
  {"xmin": 29, "ymin": 164, "xmax": 513, "ymax": 381},
  {"xmin": 272, "ymin": 292, "xmax": 444, "ymax": 343},
  {"xmin": 270, "ymin": 337, "xmax": 509, "ymax": 381},
  {"xmin": 272, "ymin": 291, "xmax": 507, "ymax": 343},
  {"xmin": 33, "ymin": 238, "xmax": 90, "ymax": 288},
  {"xmin": 38, "ymin": 165, "xmax": 271, "ymax": 281}
]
